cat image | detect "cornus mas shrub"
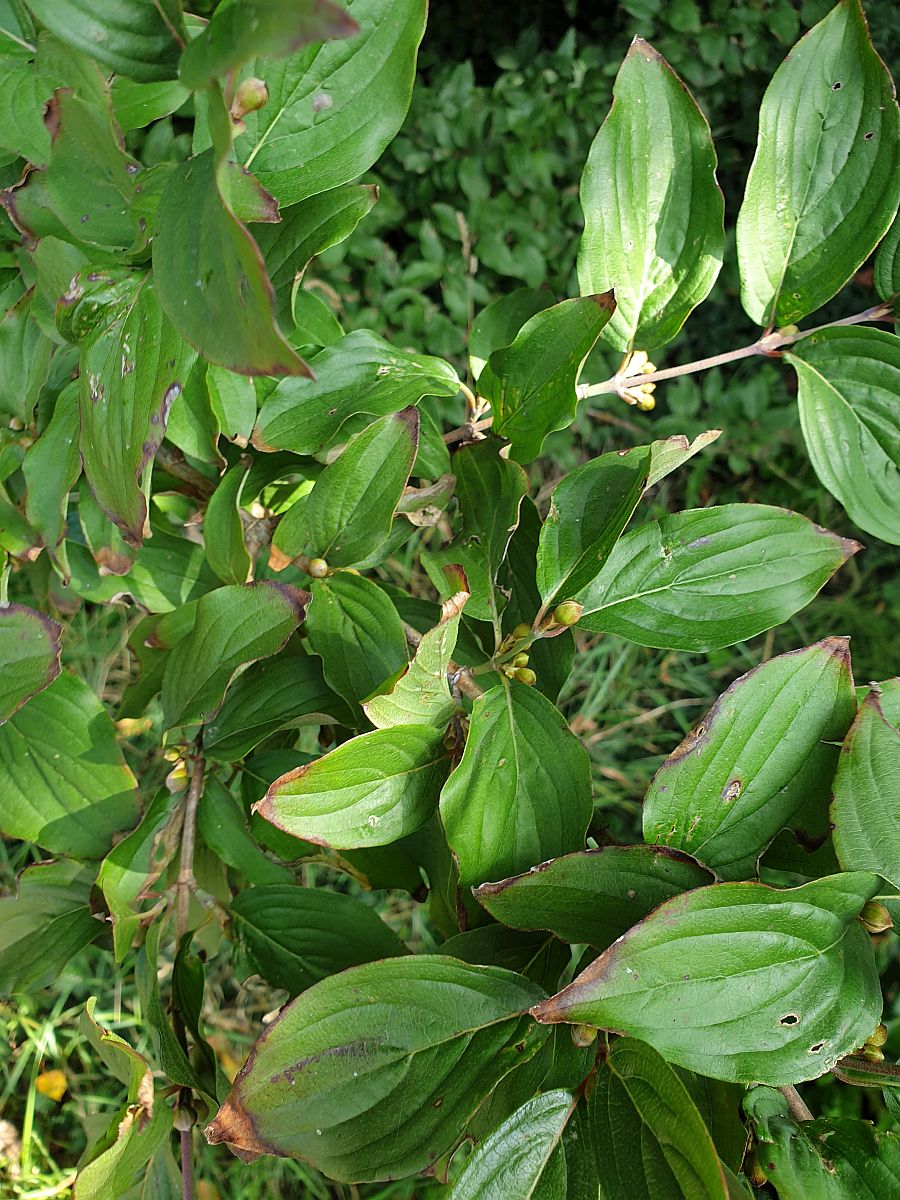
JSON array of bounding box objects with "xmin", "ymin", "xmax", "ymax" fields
[{"xmin": 1, "ymin": 0, "xmax": 899, "ymax": 1196}]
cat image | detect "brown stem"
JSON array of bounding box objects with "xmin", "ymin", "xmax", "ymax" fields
[
  {"xmin": 779, "ymin": 1085, "xmax": 814, "ymax": 1122},
  {"xmin": 443, "ymin": 416, "xmax": 493, "ymax": 446},
  {"xmin": 180, "ymin": 1126, "xmax": 194, "ymax": 1200},
  {"xmin": 580, "ymin": 303, "xmax": 894, "ymax": 399},
  {"xmin": 155, "ymin": 444, "xmax": 216, "ymax": 501},
  {"xmin": 175, "ymin": 735, "xmax": 205, "ymax": 942}
]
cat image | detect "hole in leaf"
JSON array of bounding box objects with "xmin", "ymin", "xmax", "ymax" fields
[
  {"xmin": 779, "ymin": 1013, "xmax": 800, "ymax": 1026},
  {"xmin": 832, "ymin": 81, "xmax": 842, "ymax": 89},
  {"xmin": 809, "ymin": 1042, "xmax": 824, "ymax": 1053},
  {"xmin": 864, "ymin": 131, "xmax": 875, "ymax": 140}
]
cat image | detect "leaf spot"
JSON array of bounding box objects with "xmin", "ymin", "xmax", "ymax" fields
[{"xmin": 721, "ymin": 779, "xmax": 742, "ymax": 803}]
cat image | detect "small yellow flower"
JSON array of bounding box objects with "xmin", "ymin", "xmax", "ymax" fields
[{"xmin": 35, "ymin": 1069, "xmax": 67, "ymax": 1102}]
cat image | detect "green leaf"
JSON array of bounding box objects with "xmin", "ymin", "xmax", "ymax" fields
[
  {"xmin": 74, "ymin": 1099, "xmax": 172, "ymax": 1200},
  {"xmin": 480, "ymin": 295, "xmax": 614, "ymax": 462},
  {"xmin": 301, "ymin": 408, "xmax": 418, "ymax": 566},
  {"xmin": 532, "ymin": 872, "xmax": 882, "ymax": 1086},
  {"xmin": 256, "ymin": 723, "xmax": 448, "ymax": 848},
  {"xmin": 197, "ymin": 776, "xmax": 293, "ymax": 888},
  {"xmin": 736, "ymin": 0, "xmax": 900, "ymax": 327},
  {"xmin": 253, "ymin": 182, "xmax": 377, "ymax": 325},
  {"xmin": 152, "ymin": 150, "xmax": 310, "ymax": 377},
  {"xmin": 180, "ymin": 0, "xmax": 357, "ymax": 91},
  {"xmin": 440, "ymin": 681, "xmax": 592, "ymax": 889},
  {"xmin": 160, "ymin": 581, "xmax": 308, "ymax": 727},
  {"xmin": 23, "ymin": 0, "xmax": 184, "ymax": 82},
  {"xmin": 499, "ymin": 498, "xmax": 574, "ymax": 703},
  {"xmin": 18, "ymin": 87, "xmax": 147, "ymax": 252},
  {"xmin": 425, "ymin": 437, "xmax": 527, "ymax": 624},
  {"xmin": 253, "ymin": 329, "xmax": 460, "ymax": 455},
  {"xmin": 203, "ymin": 463, "xmax": 251, "ymax": 584},
  {"xmin": 469, "ymin": 287, "xmax": 555, "ymax": 381},
  {"xmin": 111, "ymin": 76, "xmax": 190, "ymax": 133},
  {"xmin": 474, "ymin": 845, "xmax": 713, "ymax": 950},
  {"xmin": 231, "ymin": 884, "xmax": 408, "ymax": 995},
  {"xmin": 66, "ymin": 524, "xmax": 219, "ymax": 613},
  {"xmin": 81, "ymin": 996, "xmax": 152, "ymax": 1103},
  {"xmin": 585, "ymin": 1038, "xmax": 729, "ymax": 1200},
  {"xmin": 0, "ymin": 860, "xmax": 101, "ymax": 993},
  {"xmin": 97, "ymin": 788, "xmax": 181, "ymax": 960},
  {"xmin": 646, "ymin": 430, "xmax": 722, "ymax": 489},
  {"xmin": 787, "ymin": 326, "xmax": 900, "ymax": 546},
  {"xmin": 744, "ymin": 1086, "xmax": 900, "ymax": 1198},
  {"xmin": 364, "ymin": 614, "xmax": 460, "ymax": 730},
  {"xmin": 0, "ymin": 291, "xmax": 53, "ymax": 424},
  {"xmin": 0, "ymin": 671, "xmax": 140, "ymax": 859},
  {"xmin": 451, "ymin": 1090, "xmax": 573, "ymax": 1200},
  {"xmin": 0, "ymin": 60, "xmax": 55, "ymax": 163},
  {"xmin": 0, "ymin": 602, "xmax": 62, "ymax": 723},
  {"xmin": 135, "ymin": 921, "xmax": 209, "ymax": 1095},
  {"xmin": 206, "ymin": 364, "xmax": 257, "ymax": 445},
  {"xmin": 874, "ymin": 209, "xmax": 900, "ymax": 303},
  {"xmin": 305, "ymin": 571, "xmax": 407, "ymax": 713},
  {"xmin": 643, "ymin": 638, "xmax": 856, "ymax": 880},
  {"xmin": 831, "ymin": 688, "xmax": 900, "ymax": 889},
  {"xmin": 537, "ymin": 444, "xmax": 650, "ymax": 607},
  {"xmin": 79, "ymin": 275, "xmax": 196, "ymax": 546},
  {"xmin": 236, "ymin": 0, "xmax": 425, "ymax": 206},
  {"xmin": 205, "ymin": 956, "xmax": 546, "ymax": 1182},
  {"xmin": 291, "ymin": 287, "xmax": 344, "ymax": 347},
  {"xmin": 204, "ymin": 651, "xmax": 351, "ymax": 761},
  {"xmin": 576, "ymin": 504, "xmax": 858, "ymax": 652},
  {"xmin": 23, "ymin": 381, "xmax": 80, "ymax": 569},
  {"xmin": 578, "ymin": 39, "xmax": 724, "ymax": 351}
]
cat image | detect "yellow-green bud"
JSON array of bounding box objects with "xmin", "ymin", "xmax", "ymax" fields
[
  {"xmin": 232, "ymin": 77, "xmax": 269, "ymax": 120},
  {"xmin": 514, "ymin": 667, "xmax": 537, "ymax": 686},
  {"xmin": 553, "ymin": 600, "xmax": 583, "ymax": 626},
  {"xmin": 571, "ymin": 1024, "xmax": 597, "ymax": 1048},
  {"xmin": 860, "ymin": 901, "xmax": 893, "ymax": 934},
  {"xmin": 861, "ymin": 1043, "xmax": 885, "ymax": 1063},
  {"xmin": 511, "ymin": 622, "xmax": 532, "ymax": 640},
  {"xmin": 867, "ymin": 1023, "xmax": 889, "ymax": 1048},
  {"xmin": 307, "ymin": 557, "xmax": 329, "ymax": 579},
  {"xmin": 511, "ymin": 651, "xmax": 530, "ymax": 667}
]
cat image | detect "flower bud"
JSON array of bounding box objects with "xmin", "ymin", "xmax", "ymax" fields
[
  {"xmin": 553, "ymin": 600, "xmax": 583, "ymax": 627},
  {"xmin": 861, "ymin": 1043, "xmax": 885, "ymax": 1063},
  {"xmin": 232, "ymin": 77, "xmax": 268, "ymax": 121},
  {"xmin": 511, "ymin": 652, "xmax": 529, "ymax": 668},
  {"xmin": 860, "ymin": 901, "xmax": 893, "ymax": 934},
  {"xmin": 511, "ymin": 622, "xmax": 532, "ymax": 641},
  {"xmin": 307, "ymin": 557, "xmax": 329, "ymax": 579},
  {"xmin": 867, "ymin": 1023, "xmax": 889, "ymax": 1048},
  {"xmin": 514, "ymin": 667, "xmax": 537, "ymax": 686},
  {"xmin": 571, "ymin": 1024, "xmax": 597, "ymax": 1048}
]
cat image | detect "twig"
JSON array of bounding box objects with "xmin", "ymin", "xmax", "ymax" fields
[
  {"xmin": 443, "ymin": 415, "xmax": 493, "ymax": 446},
  {"xmin": 779, "ymin": 1085, "xmax": 814, "ymax": 1122},
  {"xmin": 155, "ymin": 444, "xmax": 216, "ymax": 501},
  {"xmin": 180, "ymin": 1126, "xmax": 194, "ymax": 1200},
  {"xmin": 579, "ymin": 303, "xmax": 893, "ymax": 400},
  {"xmin": 175, "ymin": 734, "xmax": 205, "ymax": 942}
]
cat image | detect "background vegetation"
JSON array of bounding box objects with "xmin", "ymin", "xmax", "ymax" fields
[{"xmin": 2, "ymin": 2, "xmax": 898, "ymax": 1197}]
